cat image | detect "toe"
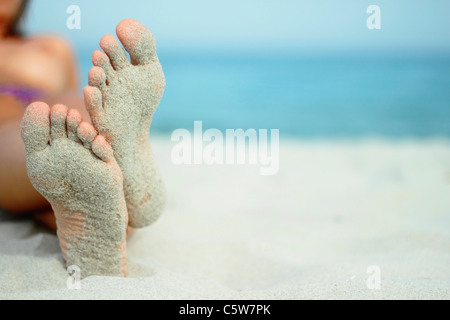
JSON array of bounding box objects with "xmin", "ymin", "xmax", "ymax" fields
[
  {"xmin": 92, "ymin": 50, "xmax": 115, "ymax": 80},
  {"xmin": 88, "ymin": 66, "xmax": 107, "ymax": 90},
  {"xmin": 92, "ymin": 135, "xmax": 114, "ymax": 162},
  {"xmin": 21, "ymin": 102, "xmax": 51, "ymax": 153},
  {"xmin": 77, "ymin": 122, "xmax": 97, "ymax": 149},
  {"xmin": 50, "ymin": 104, "xmax": 68, "ymax": 142},
  {"xmin": 116, "ymin": 19, "xmax": 157, "ymax": 65},
  {"xmin": 67, "ymin": 109, "xmax": 82, "ymax": 142},
  {"xmin": 84, "ymin": 86, "xmax": 104, "ymax": 115},
  {"xmin": 100, "ymin": 34, "xmax": 130, "ymax": 70}
]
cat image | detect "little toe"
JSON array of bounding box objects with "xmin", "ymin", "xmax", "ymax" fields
[
  {"xmin": 88, "ymin": 66, "xmax": 107, "ymax": 90},
  {"xmin": 116, "ymin": 19, "xmax": 157, "ymax": 65},
  {"xmin": 50, "ymin": 104, "xmax": 68, "ymax": 142},
  {"xmin": 84, "ymin": 86, "xmax": 104, "ymax": 116},
  {"xmin": 67, "ymin": 109, "xmax": 82, "ymax": 142},
  {"xmin": 92, "ymin": 50, "xmax": 115, "ymax": 80},
  {"xmin": 100, "ymin": 34, "xmax": 130, "ymax": 70},
  {"xmin": 92, "ymin": 135, "xmax": 114, "ymax": 162},
  {"xmin": 77, "ymin": 122, "xmax": 97, "ymax": 149},
  {"xmin": 21, "ymin": 102, "xmax": 51, "ymax": 153}
]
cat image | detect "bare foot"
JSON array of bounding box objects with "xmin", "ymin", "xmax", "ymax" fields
[
  {"xmin": 33, "ymin": 209, "xmax": 135, "ymax": 239},
  {"xmin": 21, "ymin": 102, "xmax": 128, "ymax": 277},
  {"xmin": 84, "ymin": 19, "xmax": 166, "ymax": 228}
]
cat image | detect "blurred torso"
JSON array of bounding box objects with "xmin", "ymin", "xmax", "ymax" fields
[{"xmin": 0, "ymin": 36, "xmax": 72, "ymax": 93}]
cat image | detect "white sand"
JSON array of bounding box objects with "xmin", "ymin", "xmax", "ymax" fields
[{"xmin": 1, "ymin": 137, "xmax": 449, "ymax": 299}]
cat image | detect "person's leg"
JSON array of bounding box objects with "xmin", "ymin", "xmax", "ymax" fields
[
  {"xmin": 34, "ymin": 209, "xmax": 57, "ymax": 230},
  {"xmin": 0, "ymin": 118, "xmax": 49, "ymax": 212}
]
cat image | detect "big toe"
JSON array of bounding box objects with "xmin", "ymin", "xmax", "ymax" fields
[
  {"xmin": 21, "ymin": 102, "xmax": 51, "ymax": 154},
  {"xmin": 116, "ymin": 19, "xmax": 157, "ymax": 65}
]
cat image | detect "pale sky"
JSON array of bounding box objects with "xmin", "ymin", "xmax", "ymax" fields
[{"xmin": 24, "ymin": 0, "xmax": 450, "ymax": 54}]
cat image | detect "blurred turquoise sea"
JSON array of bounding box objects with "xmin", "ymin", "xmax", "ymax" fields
[
  {"xmin": 80, "ymin": 52, "xmax": 450, "ymax": 138},
  {"xmin": 26, "ymin": 0, "xmax": 449, "ymax": 139}
]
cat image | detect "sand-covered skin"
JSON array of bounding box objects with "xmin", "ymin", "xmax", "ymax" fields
[
  {"xmin": 21, "ymin": 102, "xmax": 128, "ymax": 278},
  {"xmin": 85, "ymin": 19, "xmax": 166, "ymax": 228}
]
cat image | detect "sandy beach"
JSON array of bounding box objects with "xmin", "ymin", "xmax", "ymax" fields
[{"xmin": 1, "ymin": 136, "xmax": 449, "ymax": 299}]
